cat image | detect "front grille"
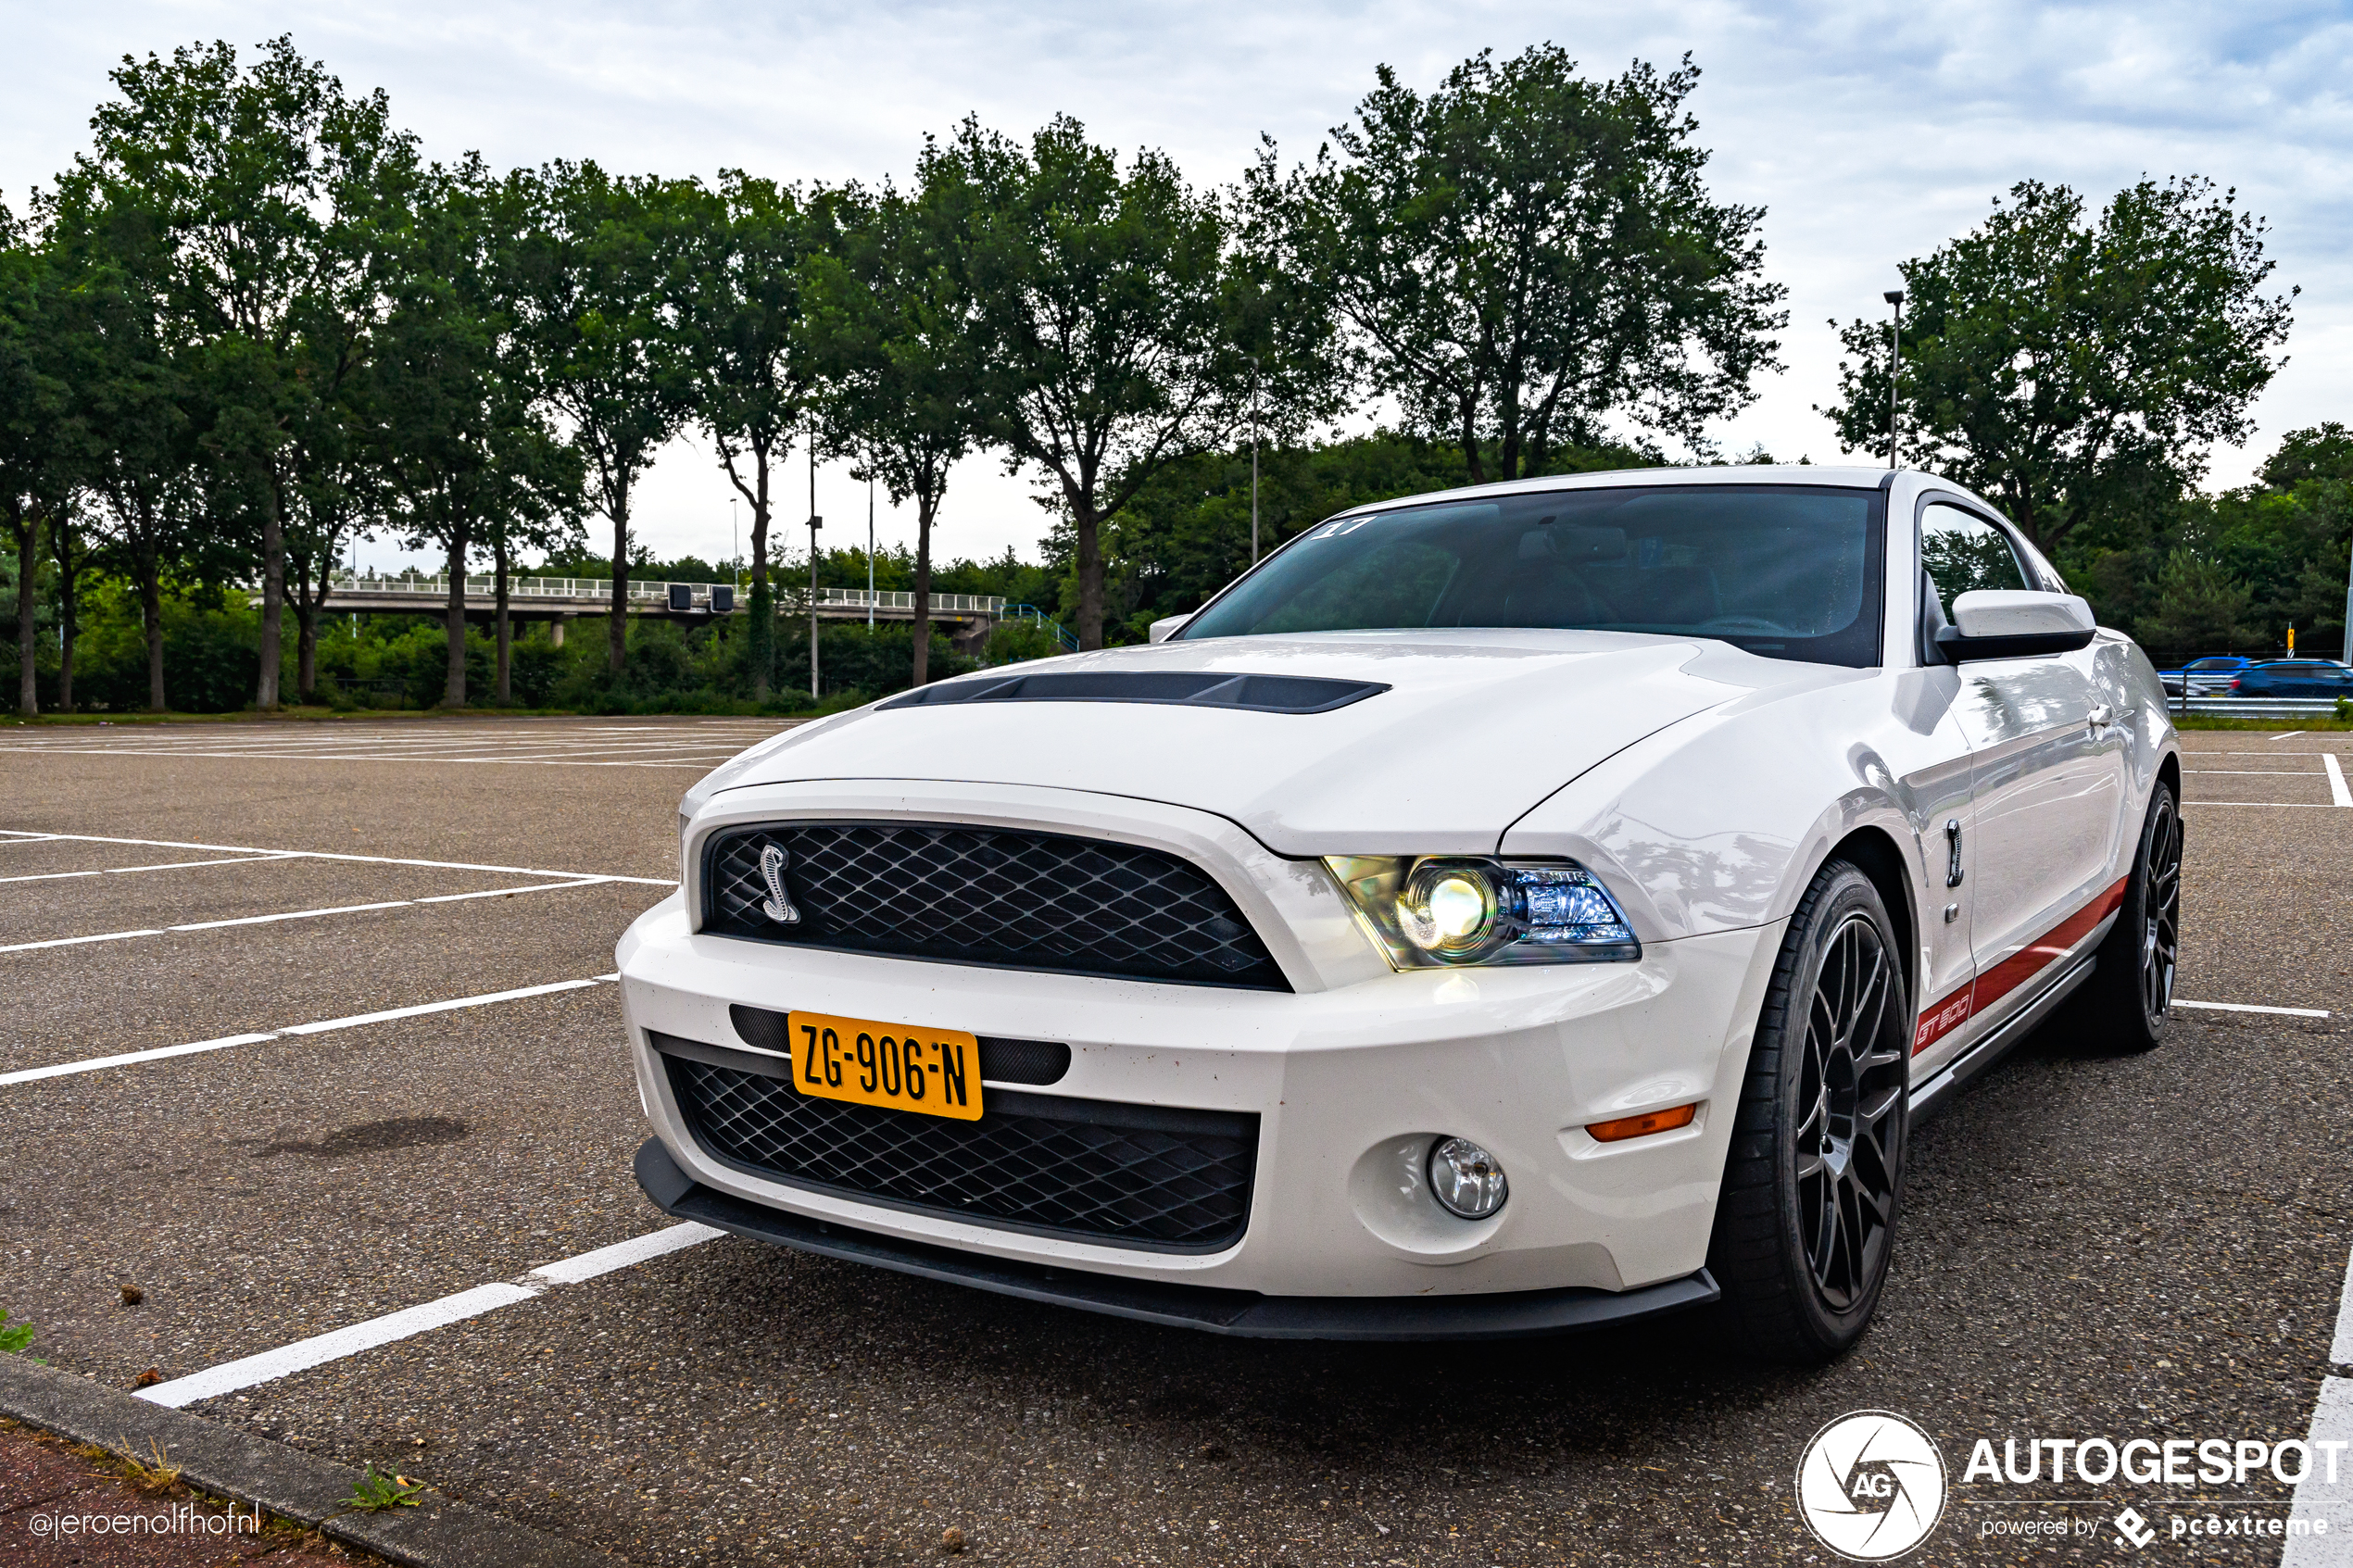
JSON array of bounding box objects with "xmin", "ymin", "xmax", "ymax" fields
[
  {"xmin": 655, "ymin": 1035, "xmax": 1257, "ymax": 1253},
  {"xmin": 700, "ymin": 822, "xmax": 1288, "ymax": 990}
]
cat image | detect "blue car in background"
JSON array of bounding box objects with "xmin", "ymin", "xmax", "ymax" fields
[
  {"xmin": 2229, "ymin": 660, "xmax": 2353, "ymax": 697},
  {"xmin": 2162, "ymin": 655, "xmax": 2254, "ymax": 697}
]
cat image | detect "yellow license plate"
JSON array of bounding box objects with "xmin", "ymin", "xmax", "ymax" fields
[{"xmin": 786, "ymin": 1011, "xmax": 984, "ymax": 1121}]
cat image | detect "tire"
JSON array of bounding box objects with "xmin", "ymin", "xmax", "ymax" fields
[
  {"xmin": 2067, "ymin": 779, "xmax": 2182, "ymax": 1052},
  {"xmin": 1707, "ymin": 860, "xmax": 1911, "ymax": 1362}
]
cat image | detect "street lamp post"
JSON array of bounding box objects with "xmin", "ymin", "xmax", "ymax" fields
[
  {"xmin": 808, "ymin": 428, "xmax": 822, "ymax": 701},
  {"xmin": 1883, "ymin": 289, "xmax": 1906, "ymax": 470},
  {"xmin": 1249, "ymin": 356, "xmax": 1261, "ymax": 565}
]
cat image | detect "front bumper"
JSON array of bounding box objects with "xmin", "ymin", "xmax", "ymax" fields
[
  {"xmin": 621, "ymin": 780, "xmax": 1781, "ymax": 1311},
  {"xmin": 635, "ymin": 1138, "xmax": 1719, "ymax": 1339}
]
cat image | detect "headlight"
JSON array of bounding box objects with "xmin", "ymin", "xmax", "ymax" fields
[{"xmin": 1326, "ymin": 855, "xmax": 1639, "ymax": 968}]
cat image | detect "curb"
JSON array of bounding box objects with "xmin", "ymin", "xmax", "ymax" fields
[{"xmin": 0, "ymin": 1355, "xmax": 628, "ymax": 1567}]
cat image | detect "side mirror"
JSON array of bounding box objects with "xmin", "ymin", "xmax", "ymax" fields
[
  {"xmin": 1936, "ymin": 589, "xmax": 2097, "ymax": 660},
  {"xmin": 1149, "ymin": 613, "xmax": 1193, "ymax": 645}
]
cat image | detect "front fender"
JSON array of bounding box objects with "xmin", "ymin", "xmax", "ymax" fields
[{"xmin": 1499, "ymin": 674, "xmax": 1943, "ymax": 943}]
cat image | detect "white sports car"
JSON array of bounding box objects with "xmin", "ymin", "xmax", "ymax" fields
[{"xmin": 620, "ymin": 465, "xmax": 2180, "ymax": 1360}]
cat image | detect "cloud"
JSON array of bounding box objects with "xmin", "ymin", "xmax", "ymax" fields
[{"xmin": 7, "ymin": 0, "xmax": 2348, "ymax": 571}]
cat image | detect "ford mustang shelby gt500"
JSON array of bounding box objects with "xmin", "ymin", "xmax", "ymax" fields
[{"xmin": 621, "ymin": 465, "xmax": 2180, "ymax": 1361}]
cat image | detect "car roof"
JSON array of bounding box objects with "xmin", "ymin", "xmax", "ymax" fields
[{"xmin": 1326, "ymin": 463, "xmax": 1894, "ymax": 518}]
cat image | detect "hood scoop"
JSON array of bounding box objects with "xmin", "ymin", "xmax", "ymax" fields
[{"xmin": 878, "ymin": 669, "xmax": 1390, "ymax": 715}]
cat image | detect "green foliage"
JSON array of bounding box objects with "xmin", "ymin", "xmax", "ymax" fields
[
  {"xmin": 937, "ymin": 113, "xmax": 1282, "ymax": 648},
  {"xmin": 2058, "ymin": 423, "xmax": 2353, "ymax": 659},
  {"xmin": 0, "ymin": 1309, "xmax": 31, "ymax": 1354},
  {"xmin": 1252, "ymin": 46, "xmax": 1782, "ymax": 480},
  {"xmin": 1824, "ymin": 178, "xmax": 2295, "ymax": 557},
  {"xmin": 346, "ymin": 1465, "xmax": 424, "ymax": 1511}
]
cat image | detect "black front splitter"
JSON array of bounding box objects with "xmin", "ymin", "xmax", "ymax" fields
[{"xmin": 635, "ymin": 1138, "xmax": 1718, "ymax": 1342}]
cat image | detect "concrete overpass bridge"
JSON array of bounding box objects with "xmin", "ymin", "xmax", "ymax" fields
[{"xmin": 274, "ymin": 573, "xmax": 1076, "ymax": 651}]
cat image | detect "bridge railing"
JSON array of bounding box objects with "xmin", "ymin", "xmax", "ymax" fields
[{"xmin": 311, "ymin": 573, "xmax": 1004, "ymax": 616}]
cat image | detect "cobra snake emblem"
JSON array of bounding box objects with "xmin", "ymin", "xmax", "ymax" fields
[{"xmin": 758, "ymin": 843, "xmax": 800, "ymax": 924}]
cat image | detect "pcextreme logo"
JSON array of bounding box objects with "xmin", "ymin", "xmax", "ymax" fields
[{"xmin": 1795, "ymin": 1411, "xmax": 1951, "ymax": 1561}]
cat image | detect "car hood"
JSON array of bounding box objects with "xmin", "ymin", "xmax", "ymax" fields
[{"xmin": 698, "ymin": 631, "xmax": 1846, "ymax": 855}]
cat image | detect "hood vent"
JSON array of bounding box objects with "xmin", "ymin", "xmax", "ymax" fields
[{"xmin": 878, "ymin": 670, "xmax": 1389, "ymax": 715}]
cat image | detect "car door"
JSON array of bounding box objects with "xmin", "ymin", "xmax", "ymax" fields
[{"xmin": 1919, "ymin": 502, "xmax": 2128, "ymax": 1040}]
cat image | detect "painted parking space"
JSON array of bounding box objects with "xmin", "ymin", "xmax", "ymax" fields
[
  {"xmin": 0, "ymin": 716, "xmax": 798, "ymax": 771},
  {"xmin": 0, "ymin": 722, "xmax": 2346, "ymax": 1565}
]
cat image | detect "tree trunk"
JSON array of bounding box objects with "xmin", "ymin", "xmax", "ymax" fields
[
  {"xmin": 291, "ymin": 550, "xmax": 318, "ymax": 704},
  {"xmin": 142, "ymin": 560, "xmax": 166, "ymax": 711},
  {"xmin": 257, "ymin": 473, "xmax": 285, "ymax": 709},
  {"xmin": 609, "ymin": 482, "xmax": 631, "ymax": 674},
  {"xmin": 11, "ymin": 507, "xmax": 36, "ymax": 718},
  {"xmin": 749, "ymin": 463, "xmax": 773, "ymax": 701},
  {"xmin": 443, "ymin": 530, "xmax": 470, "ymax": 708},
  {"xmin": 494, "ymin": 536, "xmax": 512, "ymax": 705},
  {"xmin": 1074, "ymin": 494, "xmax": 1104, "ymax": 651},
  {"xmin": 911, "ymin": 493, "xmax": 937, "ymax": 687},
  {"xmin": 1460, "ymin": 394, "xmax": 1485, "ymax": 485}
]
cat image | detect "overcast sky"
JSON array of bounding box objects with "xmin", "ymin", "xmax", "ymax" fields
[{"xmin": 7, "ymin": 0, "xmax": 2350, "ymax": 576}]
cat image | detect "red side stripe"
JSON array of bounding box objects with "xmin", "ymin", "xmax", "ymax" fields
[{"xmin": 1911, "ymin": 876, "xmax": 2129, "ymax": 1056}]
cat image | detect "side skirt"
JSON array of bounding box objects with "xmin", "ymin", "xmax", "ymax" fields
[{"xmin": 1910, "ymin": 955, "xmax": 2097, "ymax": 1123}]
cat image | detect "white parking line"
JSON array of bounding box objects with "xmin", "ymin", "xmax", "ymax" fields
[
  {"xmin": 2284, "ymin": 1247, "xmax": 2353, "ymax": 1562},
  {"xmin": 2275, "ymin": 732, "xmax": 2309, "ymax": 741},
  {"xmin": 2175, "ymin": 999, "xmax": 2333, "ymax": 1019},
  {"xmin": 0, "ymin": 854, "xmax": 296, "ymax": 886},
  {"xmin": 134, "ymin": 1220, "xmax": 723, "ymax": 1408},
  {"xmin": 2284, "ymin": 1379, "xmax": 2351, "ymax": 1563},
  {"xmin": 169, "ymin": 899, "xmax": 412, "ymax": 933},
  {"xmin": 2327, "ymin": 755, "xmax": 2352, "ymax": 808},
  {"xmin": 0, "ymin": 976, "xmax": 613, "ymax": 1086},
  {"xmin": 2182, "ymin": 802, "xmax": 2347, "ymax": 809},
  {"xmin": 0, "ymin": 877, "xmax": 615, "ymax": 954},
  {"xmin": 0, "ymin": 831, "xmax": 675, "ymax": 886},
  {"xmin": 2334, "ymin": 1247, "xmax": 2353, "ymax": 1368},
  {"xmin": 0, "ymin": 928, "xmax": 166, "ymax": 954}
]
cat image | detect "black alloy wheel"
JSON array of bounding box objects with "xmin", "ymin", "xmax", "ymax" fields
[
  {"xmin": 1709, "ymin": 859, "xmax": 1911, "ymax": 1361},
  {"xmin": 2072, "ymin": 779, "xmax": 2182, "ymax": 1052},
  {"xmin": 1793, "ymin": 910, "xmax": 1907, "ymax": 1311}
]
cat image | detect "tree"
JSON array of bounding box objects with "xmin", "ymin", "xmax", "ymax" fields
[
  {"xmin": 506, "ymin": 162, "xmax": 691, "ymax": 673},
  {"xmin": 44, "ymin": 188, "xmax": 206, "ymax": 713},
  {"xmin": 674, "ymin": 172, "xmax": 816, "ymax": 699},
  {"xmin": 1822, "ymin": 177, "xmax": 2295, "ymax": 557},
  {"xmin": 59, "ymin": 37, "xmax": 418, "ymax": 709},
  {"xmin": 1254, "ymin": 47, "xmax": 1783, "ymax": 483},
  {"xmin": 805, "ymin": 177, "xmax": 987, "ymax": 685},
  {"xmin": 941, "ymin": 116, "xmax": 1267, "ymax": 650},
  {"xmin": 0, "ymin": 207, "xmax": 59, "ymax": 716},
  {"xmin": 373, "ymin": 158, "xmax": 578, "ymax": 707}
]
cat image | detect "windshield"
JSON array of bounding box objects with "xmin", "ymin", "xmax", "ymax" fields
[{"xmin": 1178, "ymin": 483, "xmax": 1886, "ymax": 667}]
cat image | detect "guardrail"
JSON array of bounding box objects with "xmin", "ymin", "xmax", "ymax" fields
[
  {"xmin": 292, "ymin": 574, "xmax": 1005, "ymax": 616},
  {"xmin": 2174, "ymin": 696, "xmax": 2345, "ymax": 717}
]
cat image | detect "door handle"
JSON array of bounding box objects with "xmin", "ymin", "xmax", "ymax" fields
[
  {"xmin": 2088, "ymin": 704, "xmax": 2113, "ymax": 732},
  {"xmin": 1944, "ymin": 819, "xmax": 1964, "ymax": 888}
]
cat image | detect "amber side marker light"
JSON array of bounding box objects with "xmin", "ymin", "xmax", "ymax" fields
[{"xmin": 1586, "ymin": 1103, "xmax": 1699, "ymax": 1143}]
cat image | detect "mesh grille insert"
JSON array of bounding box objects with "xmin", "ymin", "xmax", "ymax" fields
[
  {"xmin": 701, "ymin": 822, "xmax": 1287, "ymax": 990},
  {"xmin": 656, "ymin": 1037, "xmax": 1256, "ymax": 1252}
]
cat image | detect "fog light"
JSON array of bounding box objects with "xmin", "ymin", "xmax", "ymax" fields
[{"xmin": 1428, "ymin": 1136, "xmax": 1507, "ymax": 1220}]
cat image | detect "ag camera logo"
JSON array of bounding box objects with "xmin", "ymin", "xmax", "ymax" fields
[{"xmin": 1795, "ymin": 1411, "xmax": 1949, "ymax": 1560}]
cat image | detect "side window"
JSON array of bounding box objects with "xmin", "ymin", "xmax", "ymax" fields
[{"xmin": 1919, "ymin": 504, "xmax": 2030, "ymax": 620}]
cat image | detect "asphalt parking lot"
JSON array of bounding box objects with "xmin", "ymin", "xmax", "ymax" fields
[{"xmin": 0, "ymin": 716, "xmax": 2347, "ymax": 1566}]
